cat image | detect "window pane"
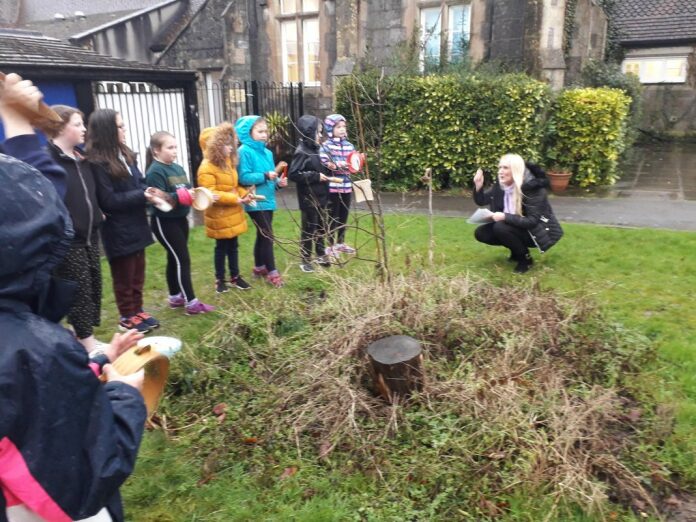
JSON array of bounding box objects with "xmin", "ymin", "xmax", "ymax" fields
[
  {"xmin": 281, "ymin": 20, "xmax": 299, "ymax": 82},
  {"xmin": 421, "ymin": 7, "xmax": 442, "ymax": 72},
  {"xmin": 665, "ymin": 58, "xmax": 687, "ymax": 82},
  {"xmin": 303, "ymin": 17, "xmax": 320, "ymax": 85},
  {"xmin": 448, "ymin": 4, "xmax": 471, "ymax": 63},
  {"xmin": 302, "ymin": 0, "xmax": 319, "ymax": 11},
  {"xmin": 280, "ymin": 0, "xmax": 297, "ymax": 15},
  {"xmin": 622, "ymin": 57, "xmax": 687, "ymax": 83}
]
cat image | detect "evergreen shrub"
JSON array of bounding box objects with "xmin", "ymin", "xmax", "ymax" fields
[
  {"xmin": 546, "ymin": 87, "xmax": 631, "ymax": 187},
  {"xmin": 336, "ymin": 73, "xmax": 550, "ymax": 190}
]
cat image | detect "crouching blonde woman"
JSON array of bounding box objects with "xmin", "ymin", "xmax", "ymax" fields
[{"xmin": 472, "ymin": 153, "xmax": 563, "ymax": 273}]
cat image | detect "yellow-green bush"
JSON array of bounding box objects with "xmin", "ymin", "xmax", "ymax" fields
[{"xmin": 545, "ymin": 87, "xmax": 631, "ymax": 187}]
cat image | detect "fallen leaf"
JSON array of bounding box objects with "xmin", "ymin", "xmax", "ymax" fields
[
  {"xmin": 212, "ymin": 403, "xmax": 227, "ymax": 416},
  {"xmin": 279, "ymin": 466, "xmax": 298, "ymax": 480},
  {"xmin": 216, "ymin": 413, "xmax": 226, "ymax": 423},
  {"xmin": 243, "ymin": 436, "xmax": 258, "ymax": 445}
]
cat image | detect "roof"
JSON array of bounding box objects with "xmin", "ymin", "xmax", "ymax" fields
[
  {"xmin": 15, "ymin": 0, "xmax": 165, "ymax": 24},
  {"xmin": 0, "ymin": 30, "xmax": 196, "ymax": 83},
  {"xmin": 19, "ymin": 10, "xmax": 140, "ymax": 42},
  {"xmin": 614, "ymin": 0, "xmax": 696, "ymax": 46}
]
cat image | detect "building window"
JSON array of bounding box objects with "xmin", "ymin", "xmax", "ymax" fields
[
  {"xmin": 420, "ymin": 3, "xmax": 471, "ymax": 72},
  {"xmin": 278, "ymin": 0, "xmax": 320, "ymax": 86},
  {"xmin": 622, "ymin": 56, "xmax": 687, "ymax": 84}
]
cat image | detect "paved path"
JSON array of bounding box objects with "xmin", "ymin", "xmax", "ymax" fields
[{"xmin": 276, "ymin": 190, "xmax": 696, "ymax": 232}]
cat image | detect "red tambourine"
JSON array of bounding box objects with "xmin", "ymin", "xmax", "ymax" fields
[{"xmin": 347, "ymin": 151, "xmax": 365, "ymax": 174}]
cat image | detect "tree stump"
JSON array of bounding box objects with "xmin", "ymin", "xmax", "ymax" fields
[{"xmin": 367, "ymin": 335, "xmax": 424, "ymax": 403}]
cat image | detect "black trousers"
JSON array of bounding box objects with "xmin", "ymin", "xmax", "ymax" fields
[
  {"xmin": 55, "ymin": 242, "xmax": 102, "ymax": 338},
  {"xmin": 214, "ymin": 237, "xmax": 240, "ymax": 280},
  {"xmin": 300, "ymin": 205, "xmax": 328, "ymax": 262},
  {"xmin": 474, "ymin": 221, "xmax": 534, "ymax": 260},
  {"xmin": 152, "ymin": 216, "xmax": 196, "ymax": 302},
  {"xmin": 328, "ymin": 191, "xmax": 351, "ymax": 245},
  {"xmin": 249, "ymin": 210, "xmax": 276, "ymax": 272}
]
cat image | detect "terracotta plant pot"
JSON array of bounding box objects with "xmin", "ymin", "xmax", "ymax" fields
[{"xmin": 548, "ymin": 170, "xmax": 572, "ymax": 194}]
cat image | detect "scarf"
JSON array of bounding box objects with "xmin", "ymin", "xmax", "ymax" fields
[{"xmin": 502, "ymin": 183, "xmax": 516, "ymax": 214}]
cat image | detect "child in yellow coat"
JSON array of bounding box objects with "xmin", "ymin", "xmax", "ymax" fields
[{"xmin": 197, "ymin": 122, "xmax": 253, "ymax": 292}]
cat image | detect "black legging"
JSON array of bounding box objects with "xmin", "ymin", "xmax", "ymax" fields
[
  {"xmin": 474, "ymin": 221, "xmax": 534, "ymax": 260},
  {"xmin": 214, "ymin": 237, "xmax": 240, "ymax": 280},
  {"xmin": 152, "ymin": 216, "xmax": 195, "ymax": 302},
  {"xmin": 248, "ymin": 210, "xmax": 276, "ymax": 272},
  {"xmin": 328, "ymin": 192, "xmax": 351, "ymax": 245},
  {"xmin": 300, "ymin": 205, "xmax": 328, "ymax": 262}
]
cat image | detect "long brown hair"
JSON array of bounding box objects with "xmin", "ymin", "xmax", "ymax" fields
[
  {"xmin": 46, "ymin": 105, "xmax": 84, "ymax": 139},
  {"xmin": 207, "ymin": 122, "xmax": 238, "ymax": 168},
  {"xmin": 85, "ymin": 109, "xmax": 136, "ymax": 179}
]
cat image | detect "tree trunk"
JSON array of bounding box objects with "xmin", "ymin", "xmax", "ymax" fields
[{"xmin": 367, "ymin": 335, "xmax": 424, "ymax": 403}]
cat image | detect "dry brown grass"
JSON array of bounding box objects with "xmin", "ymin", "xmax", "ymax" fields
[{"xmin": 172, "ymin": 272, "xmax": 663, "ymax": 519}]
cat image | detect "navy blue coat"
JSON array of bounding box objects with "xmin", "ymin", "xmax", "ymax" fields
[
  {"xmin": 0, "ymin": 154, "xmax": 146, "ymax": 521},
  {"xmin": 91, "ymin": 159, "xmax": 154, "ymax": 260}
]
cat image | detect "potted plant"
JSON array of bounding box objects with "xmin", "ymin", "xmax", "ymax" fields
[{"xmin": 544, "ymin": 148, "xmax": 573, "ymax": 194}]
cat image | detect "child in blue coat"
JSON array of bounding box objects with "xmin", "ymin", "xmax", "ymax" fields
[{"xmin": 235, "ymin": 115, "xmax": 288, "ymax": 287}]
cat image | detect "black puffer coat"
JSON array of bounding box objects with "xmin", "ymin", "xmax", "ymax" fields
[
  {"xmin": 91, "ymin": 159, "xmax": 154, "ymax": 260},
  {"xmin": 473, "ymin": 164, "xmax": 563, "ymax": 252},
  {"xmin": 288, "ymin": 115, "xmax": 330, "ymax": 211}
]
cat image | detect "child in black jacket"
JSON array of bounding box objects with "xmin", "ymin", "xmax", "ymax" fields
[{"xmin": 288, "ymin": 115, "xmax": 331, "ymax": 273}]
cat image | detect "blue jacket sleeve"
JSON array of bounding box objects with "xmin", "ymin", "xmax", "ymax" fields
[
  {"xmin": 1, "ymin": 134, "xmax": 67, "ymax": 199},
  {"xmin": 237, "ymin": 148, "xmax": 268, "ymax": 186}
]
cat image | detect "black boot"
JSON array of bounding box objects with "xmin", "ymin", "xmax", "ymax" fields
[{"xmin": 513, "ymin": 251, "xmax": 533, "ymax": 274}]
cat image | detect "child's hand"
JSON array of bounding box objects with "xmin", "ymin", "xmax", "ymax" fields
[
  {"xmin": 319, "ymin": 173, "xmax": 329, "ymax": 182},
  {"xmin": 278, "ymin": 177, "xmax": 288, "ymax": 188},
  {"xmin": 266, "ymin": 170, "xmax": 278, "ymax": 180},
  {"xmin": 104, "ymin": 330, "xmax": 144, "ymax": 362},
  {"xmin": 239, "ymin": 194, "xmax": 254, "ymax": 204},
  {"xmin": 336, "ymin": 161, "xmax": 348, "ymax": 169},
  {"xmin": 103, "ymin": 365, "xmax": 144, "ymax": 392},
  {"xmin": 212, "ymin": 193, "xmax": 221, "ymax": 201},
  {"xmin": 0, "ymin": 73, "xmax": 42, "ymax": 136},
  {"xmin": 274, "ymin": 161, "xmax": 288, "ymax": 173}
]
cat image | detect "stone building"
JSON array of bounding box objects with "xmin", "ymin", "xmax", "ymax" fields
[
  {"xmin": 615, "ymin": 0, "xmax": 696, "ymax": 136},
  {"xmin": 156, "ymin": 0, "xmax": 608, "ymax": 114}
]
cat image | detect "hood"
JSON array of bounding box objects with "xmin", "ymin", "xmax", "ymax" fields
[
  {"xmin": 323, "ymin": 114, "xmax": 346, "ymax": 139},
  {"xmin": 523, "ymin": 162, "xmax": 550, "ymax": 191},
  {"xmin": 199, "ymin": 122, "xmax": 235, "ymax": 159},
  {"xmin": 297, "ymin": 115, "xmax": 321, "ymax": 149},
  {"xmin": 234, "ymin": 115, "xmax": 265, "ymax": 152},
  {"xmin": 0, "ymin": 153, "xmax": 74, "ymax": 318}
]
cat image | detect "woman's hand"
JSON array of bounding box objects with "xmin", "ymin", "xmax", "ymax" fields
[
  {"xmin": 492, "ymin": 212, "xmax": 506, "ymax": 222},
  {"xmin": 104, "ymin": 330, "xmax": 144, "ymax": 362},
  {"xmin": 473, "ymin": 168, "xmax": 484, "ymax": 191},
  {"xmin": 319, "ymin": 173, "xmax": 329, "ymax": 182}
]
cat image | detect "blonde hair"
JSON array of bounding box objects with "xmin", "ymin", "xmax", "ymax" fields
[{"xmin": 500, "ymin": 153, "xmax": 526, "ymax": 215}]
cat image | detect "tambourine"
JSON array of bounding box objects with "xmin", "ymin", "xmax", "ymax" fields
[
  {"xmin": 111, "ymin": 344, "xmax": 169, "ymax": 416},
  {"xmin": 192, "ymin": 187, "xmax": 214, "ymax": 210},
  {"xmin": 347, "ymin": 151, "xmax": 365, "ymax": 173}
]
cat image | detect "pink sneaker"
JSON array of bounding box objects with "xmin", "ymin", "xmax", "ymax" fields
[
  {"xmin": 185, "ymin": 299, "xmax": 216, "ymax": 315},
  {"xmin": 336, "ymin": 243, "xmax": 356, "ymax": 254},
  {"xmin": 168, "ymin": 293, "xmax": 185, "ymax": 308},
  {"xmin": 252, "ymin": 266, "xmax": 269, "ymax": 278},
  {"xmin": 266, "ymin": 271, "xmax": 284, "ymax": 288}
]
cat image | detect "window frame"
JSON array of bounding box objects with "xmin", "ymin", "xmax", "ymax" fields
[
  {"xmin": 277, "ymin": 0, "xmax": 320, "ymax": 86},
  {"xmin": 622, "ymin": 56, "xmax": 688, "ymax": 84},
  {"xmin": 418, "ymin": 2, "xmax": 471, "ymax": 72}
]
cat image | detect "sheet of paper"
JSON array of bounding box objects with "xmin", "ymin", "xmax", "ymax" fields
[{"xmin": 467, "ymin": 207, "xmax": 494, "ymax": 224}]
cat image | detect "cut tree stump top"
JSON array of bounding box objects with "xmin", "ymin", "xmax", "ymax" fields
[{"xmin": 367, "ymin": 335, "xmax": 422, "ymax": 365}]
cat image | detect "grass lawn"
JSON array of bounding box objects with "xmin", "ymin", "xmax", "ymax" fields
[{"xmin": 94, "ymin": 211, "xmax": 695, "ymax": 521}]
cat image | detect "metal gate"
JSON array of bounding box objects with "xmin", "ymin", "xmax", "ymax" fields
[
  {"xmin": 197, "ymin": 79, "xmax": 304, "ymax": 146},
  {"xmin": 94, "ymin": 82, "xmax": 192, "ymax": 178}
]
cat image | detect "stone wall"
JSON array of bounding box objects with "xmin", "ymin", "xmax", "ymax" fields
[
  {"xmin": 565, "ymin": 0, "xmax": 607, "ymax": 85},
  {"xmin": 641, "ymin": 84, "xmax": 696, "ymax": 137}
]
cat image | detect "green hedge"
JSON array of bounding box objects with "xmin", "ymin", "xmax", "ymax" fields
[
  {"xmin": 546, "ymin": 87, "xmax": 631, "ymax": 187},
  {"xmin": 337, "ymin": 73, "xmax": 550, "ymax": 190},
  {"xmin": 336, "ymin": 72, "xmax": 632, "ymax": 190}
]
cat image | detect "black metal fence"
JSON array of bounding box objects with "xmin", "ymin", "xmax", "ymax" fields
[{"xmin": 197, "ymin": 80, "xmax": 304, "ymax": 148}]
